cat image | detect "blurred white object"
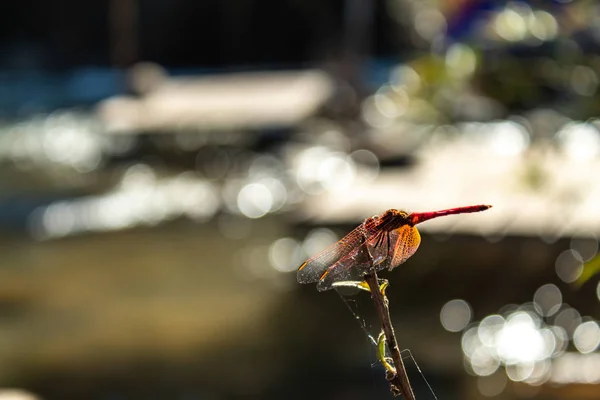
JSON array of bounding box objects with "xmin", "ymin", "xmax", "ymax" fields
[
  {"xmin": 0, "ymin": 389, "xmax": 41, "ymax": 400},
  {"xmin": 298, "ymin": 118, "xmax": 600, "ymax": 238},
  {"xmin": 98, "ymin": 68, "xmax": 334, "ymax": 133}
]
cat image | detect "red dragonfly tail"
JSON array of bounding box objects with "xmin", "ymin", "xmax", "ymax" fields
[{"xmin": 408, "ymin": 205, "xmax": 491, "ymax": 226}]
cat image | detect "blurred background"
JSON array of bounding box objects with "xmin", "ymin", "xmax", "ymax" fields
[{"xmin": 1, "ymin": 0, "xmax": 600, "ymax": 399}]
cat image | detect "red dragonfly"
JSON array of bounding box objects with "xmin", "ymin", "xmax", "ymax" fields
[{"xmin": 298, "ymin": 205, "xmax": 491, "ymax": 291}]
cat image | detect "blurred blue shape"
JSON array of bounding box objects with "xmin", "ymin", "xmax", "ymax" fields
[
  {"xmin": 66, "ymin": 68, "xmax": 126, "ymax": 103},
  {"xmin": 0, "ymin": 68, "xmax": 126, "ymax": 117},
  {"xmin": 446, "ymin": 0, "xmax": 497, "ymax": 41}
]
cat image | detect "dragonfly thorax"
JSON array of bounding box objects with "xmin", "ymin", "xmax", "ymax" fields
[{"xmin": 376, "ymin": 209, "xmax": 410, "ymax": 231}]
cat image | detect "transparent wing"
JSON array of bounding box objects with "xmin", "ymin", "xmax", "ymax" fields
[
  {"xmin": 297, "ymin": 224, "xmax": 367, "ymax": 285},
  {"xmin": 298, "ymin": 216, "xmax": 397, "ymax": 291},
  {"xmin": 365, "ymin": 229, "xmax": 394, "ymax": 268},
  {"xmin": 316, "ymin": 241, "xmax": 377, "ymax": 291}
]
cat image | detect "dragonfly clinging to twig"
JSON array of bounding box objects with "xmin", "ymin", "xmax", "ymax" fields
[{"xmin": 298, "ymin": 205, "xmax": 492, "ymax": 291}]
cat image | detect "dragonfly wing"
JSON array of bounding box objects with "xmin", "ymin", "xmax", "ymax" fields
[
  {"xmin": 316, "ymin": 242, "xmax": 374, "ymax": 291},
  {"xmin": 298, "ymin": 212, "xmax": 405, "ymax": 290},
  {"xmin": 319, "ymin": 228, "xmax": 404, "ymax": 291},
  {"xmin": 364, "ymin": 230, "xmax": 394, "ymax": 271},
  {"xmin": 389, "ymin": 225, "xmax": 421, "ymax": 270},
  {"xmin": 297, "ymin": 224, "xmax": 367, "ymax": 285}
]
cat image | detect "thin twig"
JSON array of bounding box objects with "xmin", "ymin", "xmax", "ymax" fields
[{"xmin": 364, "ymin": 272, "xmax": 415, "ymax": 399}]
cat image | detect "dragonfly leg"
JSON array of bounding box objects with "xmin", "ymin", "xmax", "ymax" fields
[
  {"xmin": 377, "ymin": 331, "xmax": 396, "ymax": 376},
  {"xmin": 386, "ymin": 232, "xmax": 390, "ymax": 259},
  {"xmin": 331, "ymin": 280, "xmax": 372, "ymax": 292},
  {"xmin": 378, "ymin": 278, "xmax": 389, "ymax": 296},
  {"xmin": 332, "ymin": 279, "xmax": 389, "ymax": 295}
]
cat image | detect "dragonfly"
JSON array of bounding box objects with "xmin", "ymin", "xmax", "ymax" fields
[{"xmin": 298, "ymin": 205, "xmax": 491, "ymax": 291}]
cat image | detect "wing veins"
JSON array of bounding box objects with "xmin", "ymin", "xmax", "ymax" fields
[
  {"xmin": 297, "ymin": 224, "xmax": 367, "ymax": 283},
  {"xmin": 297, "ymin": 214, "xmax": 393, "ymax": 285}
]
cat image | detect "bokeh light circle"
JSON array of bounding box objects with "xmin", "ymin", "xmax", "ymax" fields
[
  {"xmin": 533, "ymin": 284, "xmax": 562, "ymax": 317},
  {"xmin": 570, "ymin": 234, "xmax": 599, "ymax": 262},
  {"xmin": 555, "ymin": 249, "xmax": 584, "ymax": 283},
  {"xmin": 237, "ymin": 183, "xmax": 273, "ymax": 218},
  {"xmin": 477, "ymin": 314, "xmax": 505, "ymax": 346},
  {"xmin": 553, "ymin": 306, "xmax": 582, "ymax": 339},
  {"xmin": 269, "ymin": 238, "xmax": 304, "ymax": 273},
  {"xmin": 440, "ymin": 299, "xmax": 472, "ymax": 332},
  {"xmin": 477, "ymin": 372, "xmax": 507, "ymax": 397},
  {"xmin": 573, "ymin": 321, "xmax": 600, "ymax": 354}
]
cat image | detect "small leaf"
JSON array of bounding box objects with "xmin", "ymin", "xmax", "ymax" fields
[{"xmin": 575, "ymin": 253, "xmax": 600, "ymax": 287}]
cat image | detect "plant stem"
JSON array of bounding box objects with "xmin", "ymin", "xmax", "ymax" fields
[{"xmin": 364, "ymin": 272, "xmax": 415, "ymax": 399}]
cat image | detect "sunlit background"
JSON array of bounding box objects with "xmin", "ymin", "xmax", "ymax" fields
[{"xmin": 1, "ymin": 0, "xmax": 600, "ymax": 399}]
